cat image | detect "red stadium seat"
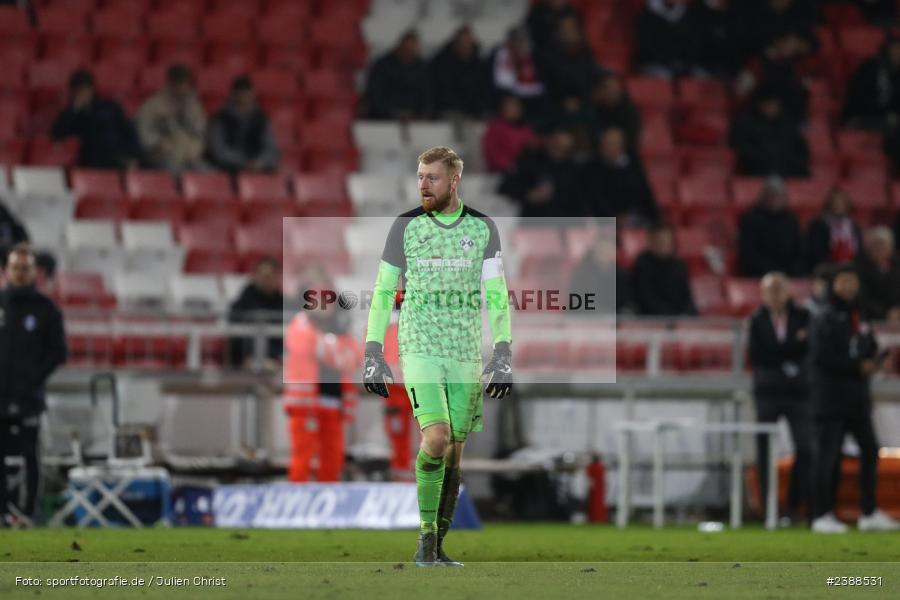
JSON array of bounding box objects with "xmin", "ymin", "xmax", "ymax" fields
[
  {"xmin": 28, "ymin": 60, "xmax": 77, "ymax": 91},
  {"xmin": 206, "ymin": 43, "xmax": 260, "ymax": 75},
  {"xmin": 212, "ymin": 0, "xmax": 262, "ymax": 14},
  {"xmin": 639, "ymin": 114, "xmax": 675, "ymax": 158},
  {"xmin": 91, "ymin": 9, "xmax": 144, "ymax": 39},
  {"xmin": 838, "ymin": 27, "xmax": 884, "ymax": 59},
  {"xmin": 626, "ymin": 77, "xmax": 674, "ymax": 110},
  {"xmin": 674, "ymin": 108, "xmax": 730, "ymax": 146},
  {"xmin": 76, "ymin": 196, "xmax": 130, "ymax": 221},
  {"xmin": 96, "ymin": 37, "xmax": 149, "ymax": 69},
  {"xmin": 155, "ymin": 0, "xmax": 205, "ymax": 15},
  {"xmin": 731, "ymin": 177, "xmax": 765, "ymax": 211},
  {"xmin": 679, "ymin": 147, "xmax": 734, "ymax": 178},
  {"xmin": 235, "ymin": 222, "xmax": 283, "ymax": 269},
  {"xmin": 181, "ymin": 172, "xmax": 236, "ymax": 202},
  {"xmin": 130, "ymin": 199, "xmax": 186, "ymax": 226},
  {"xmin": 56, "ymin": 272, "xmax": 117, "ymax": 308},
  {"xmin": 38, "ymin": 8, "xmax": 88, "ymax": 35},
  {"xmin": 269, "ymin": 107, "xmax": 297, "ymax": 151},
  {"xmin": 196, "ymin": 69, "xmax": 234, "ymax": 96},
  {"xmin": 785, "ymin": 178, "xmax": 833, "ymax": 214},
  {"xmin": 725, "ymin": 277, "xmax": 762, "ymax": 316},
  {"xmin": 841, "ymin": 179, "xmax": 889, "ymax": 211},
  {"xmin": 263, "ymin": 0, "xmax": 313, "ymax": 19},
  {"xmin": 0, "ymin": 6, "xmax": 31, "ymax": 36},
  {"xmin": 203, "ymin": 12, "xmax": 256, "ymax": 44},
  {"xmin": 71, "ymin": 169, "xmax": 124, "ymax": 199},
  {"xmin": 260, "ymin": 43, "xmax": 314, "ymax": 74},
  {"xmin": 147, "ymin": 12, "xmax": 199, "ymax": 41},
  {"xmin": 298, "ymin": 120, "xmax": 353, "ymax": 152},
  {"xmin": 186, "ymin": 200, "xmax": 240, "ymax": 229},
  {"xmin": 676, "ymin": 78, "xmax": 730, "ymax": 111},
  {"xmin": 253, "ymin": 68, "xmax": 299, "ymax": 101},
  {"xmin": 1, "ymin": 138, "xmax": 27, "ymax": 165},
  {"xmin": 237, "ymin": 173, "xmax": 290, "ymax": 203},
  {"xmin": 0, "ymin": 63, "xmax": 26, "ymax": 93},
  {"xmin": 257, "ymin": 15, "xmax": 305, "ymax": 47},
  {"xmin": 292, "ymin": 173, "xmax": 347, "ymax": 204},
  {"xmin": 151, "ymin": 41, "xmax": 203, "ymax": 68},
  {"xmin": 40, "ymin": 34, "xmax": 95, "ymax": 65},
  {"xmin": 125, "ymin": 170, "xmax": 179, "ymax": 201},
  {"xmin": 837, "ymin": 129, "xmax": 883, "ymax": 154},
  {"xmin": 511, "ymin": 228, "xmax": 564, "ymax": 257},
  {"xmin": 677, "ymin": 176, "xmax": 731, "ymax": 208},
  {"xmin": 26, "ymin": 136, "xmax": 79, "ymax": 166},
  {"xmin": 179, "ymin": 221, "xmax": 235, "ymax": 251},
  {"xmin": 184, "ymin": 250, "xmax": 241, "ymax": 274}
]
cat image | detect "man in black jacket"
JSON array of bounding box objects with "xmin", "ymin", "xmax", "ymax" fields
[
  {"xmin": 809, "ymin": 264, "xmax": 900, "ymax": 533},
  {"xmin": 228, "ymin": 256, "xmax": 284, "ymax": 369},
  {"xmin": 51, "ymin": 69, "xmax": 142, "ymax": 169},
  {"xmin": 206, "ymin": 76, "xmax": 280, "ymax": 173},
  {"xmin": 631, "ymin": 223, "xmax": 697, "ymax": 316},
  {"xmin": 0, "ymin": 244, "xmax": 67, "ymax": 526},
  {"xmin": 747, "ymin": 272, "xmax": 812, "ymax": 523},
  {"xmin": 738, "ymin": 177, "xmax": 805, "ymax": 277},
  {"xmin": 364, "ymin": 30, "xmax": 431, "ymax": 120}
]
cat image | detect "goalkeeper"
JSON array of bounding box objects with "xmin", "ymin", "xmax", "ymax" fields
[{"xmin": 363, "ymin": 146, "xmax": 512, "ymax": 567}]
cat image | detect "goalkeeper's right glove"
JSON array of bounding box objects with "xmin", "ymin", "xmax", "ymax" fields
[
  {"xmin": 481, "ymin": 341, "xmax": 512, "ymax": 399},
  {"xmin": 363, "ymin": 341, "xmax": 394, "ymax": 398}
]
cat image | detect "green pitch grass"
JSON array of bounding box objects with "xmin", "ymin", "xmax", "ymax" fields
[{"xmin": 1, "ymin": 524, "xmax": 899, "ymax": 599}]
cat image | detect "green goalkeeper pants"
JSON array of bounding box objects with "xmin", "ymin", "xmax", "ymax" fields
[{"xmin": 400, "ymin": 354, "xmax": 483, "ymax": 442}]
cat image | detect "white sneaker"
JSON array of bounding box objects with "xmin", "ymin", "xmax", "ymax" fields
[
  {"xmin": 858, "ymin": 510, "xmax": 900, "ymax": 532},
  {"xmin": 812, "ymin": 513, "xmax": 848, "ymax": 534}
]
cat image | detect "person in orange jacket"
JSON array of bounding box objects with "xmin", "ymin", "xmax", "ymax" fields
[{"xmin": 283, "ymin": 290, "xmax": 361, "ymax": 482}]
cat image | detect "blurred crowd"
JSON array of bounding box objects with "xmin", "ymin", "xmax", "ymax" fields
[{"xmin": 49, "ymin": 64, "xmax": 280, "ymax": 173}]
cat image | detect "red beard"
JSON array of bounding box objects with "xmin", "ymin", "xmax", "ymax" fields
[{"xmin": 421, "ymin": 189, "xmax": 452, "ymax": 214}]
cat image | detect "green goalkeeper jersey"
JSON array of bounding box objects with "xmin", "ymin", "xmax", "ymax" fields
[{"xmin": 366, "ymin": 201, "xmax": 511, "ymax": 362}]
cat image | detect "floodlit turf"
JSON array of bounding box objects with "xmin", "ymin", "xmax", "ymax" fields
[{"xmin": 0, "ymin": 524, "xmax": 898, "ymax": 599}]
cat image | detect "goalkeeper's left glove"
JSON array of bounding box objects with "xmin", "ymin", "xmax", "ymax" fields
[{"xmin": 481, "ymin": 341, "xmax": 512, "ymax": 399}]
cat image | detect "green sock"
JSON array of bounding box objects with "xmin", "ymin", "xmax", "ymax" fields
[
  {"xmin": 437, "ymin": 466, "xmax": 462, "ymax": 542},
  {"xmin": 415, "ymin": 449, "xmax": 445, "ymax": 534}
]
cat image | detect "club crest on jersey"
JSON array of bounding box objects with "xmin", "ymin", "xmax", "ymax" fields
[{"xmin": 459, "ymin": 236, "xmax": 475, "ymax": 250}]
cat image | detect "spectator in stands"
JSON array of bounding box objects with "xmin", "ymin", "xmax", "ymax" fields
[
  {"xmin": 51, "ymin": 69, "xmax": 142, "ymax": 169},
  {"xmin": 490, "ymin": 27, "xmax": 545, "ymax": 115},
  {"xmin": 430, "ymin": 26, "xmax": 489, "ymax": 119},
  {"xmin": 739, "ymin": 0, "xmax": 816, "ymax": 62},
  {"xmin": 748, "ymin": 272, "xmax": 813, "ymax": 525},
  {"xmin": 498, "ymin": 128, "xmax": 583, "ymax": 221},
  {"xmin": 0, "ymin": 244, "xmax": 67, "ymax": 527},
  {"xmin": 363, "ymin": 30, "xmax": 431, "ymax": 120},
  {"xmin": 537, "ymin": 15, "xmax": 603, "ymax": 106},
  {"xmin": 136, "ymin": 64, "xmax": 206, "ymax": 172},
  {"xmin": 695, "ymin": 0, "xmax": 742, "ymax": 77},
  {"xmin": 588, "ymin": 74, "xmax": 641, "ymax": 151},
  {"xmin": 805, "ymin": 187, "xmax": 862, "ymax": 271},
  {"xmin": 804, "ymin": 262, "xmax": 834, "ymax": 317},
  {"xmin": 855, "ymin": 226, "xmax": 900, "ymax": 321},
  {"xmin": 842, "ymin": 33, "xmax": 900, "ymax": 130},
  {"xmin": 568, "ymin": 234, "xmax": 631, "ymax": 315},
  {"xmin": 206, "ymin": 76, "xmax": 279, "ymax": 174},
  {"xmin": 526, "ymin": 0, "xmax": 582, "ymax": 53},
  {"xmin": 631, "ymin": 223, "xmax": 698, "ymax": 316},
  {"xmin": 729, "ymin": 87, "xmax": 809, "ymax": 178},
  {"xmin": 580, "ymin": 127, "xmax": 658, "ymax": 224},
  {"xmin": 856, "ymin": 0, "xmax": 897, "ymax": 25},
  {"xmin": 734, "ymin": 32, "xmax": 813, "ymax": 121},
  {"xmin": 482, "ymin": 95, "xmax": 538, "ymax": 173},
  {"xmin": 228, "ymin": 256, "xmax": 284, "ymax": 369},
  {"xmin": 809, "ymin": 263, "xmax": 900, "ymax": 533},
  {"xmin": 738, "ymin": 177, "xmax": 805, "ymax": 276},
  {"xmin": 636, "ymin": 0, "xmax": 703, "ymax": 78}
]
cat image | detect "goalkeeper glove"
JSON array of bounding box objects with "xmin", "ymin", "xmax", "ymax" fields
[
  {"xmin": 363, "ymin": 341, "xmax": 394, "ymax": 398},
  {"xmin": 481, "ymin": 341, "xmax": 512, "ymax": 399}
]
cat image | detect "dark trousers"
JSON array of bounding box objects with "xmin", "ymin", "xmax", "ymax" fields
[
  {"xmin": 0, "ymin": 418, "xmax": 40, "ymax": 517},
  {"xmin": 755, "ymin": 394, "xmax": 814, "ymax": 516},
  {"xmin": 812, "ymin": 414, "xmax": 880, "ymax": 519}
]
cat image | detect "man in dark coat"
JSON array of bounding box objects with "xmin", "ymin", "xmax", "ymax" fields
[
  {"xmin": 738, "ymin": 177, "xmax": 805, "ymax": 277},
  {"xmin": 0, "ymin": 244, "xmax": 67, "ymax": 526},
  {"xmin": 631, "ymin": 223, "xmax": 697, "ymax": 316},
  {"xmin": 430, "ymin": 26, "xmax": 488, "ymax": 119},
  {"xmin": 51, "ymin": 69, "xmax": 142, "ymax": 169},
  {"xmin": 206, "ymin": 76, "xmax": 279, "ymax": 173},
  {"xmin": 228, "ymin": 256, "xmax": 285, "ymax": 369},
  {"xmin": 588, "ymin": 75, "xmax": 642, "ymax": 151},
  {"xmin": 580, "ymin": 127, "xmax": 658, "ymax": 224},
  {"xmin": 747, "ymin": 272, "xmax": 813, "ymax": 522},
  {"xmin": 729, "ymin": 88, "xmax": 810, "ymax": 178},
  {"xmin": 843, "ymin": 34, "xmax": 900, "ymax": 130},
  {"xmin": 809, "ymin": 264, "xmax": 900, "ymax": 533},
  {"xmin": 364, "ymin": 30, "xmax": 431, "ymax": 120},
  {"xmin": 636, "ymin": 0, "xmax": 703, "ymax": 78},
  {"xmin": 498, "ymin": 128, "xmax": 583, "ymax": 222}
]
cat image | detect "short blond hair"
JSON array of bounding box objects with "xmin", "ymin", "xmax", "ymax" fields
[{"xmin": 417, "ymin": 146, "xmax": 464, "ymax": 178}]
